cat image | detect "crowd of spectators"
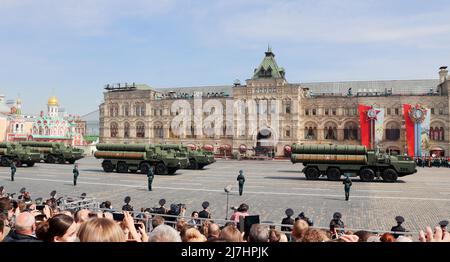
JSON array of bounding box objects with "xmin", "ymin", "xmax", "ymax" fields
[{"xmin": 0, "ymin": 185, "xmax": 449, "ymax": 242}]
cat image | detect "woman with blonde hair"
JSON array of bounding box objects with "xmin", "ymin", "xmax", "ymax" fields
[
  {"xmin": 78, "ymin": 218, "xmax": 126, "ymax": 242},
  {"xmin": 182, "ymin": 227, "xmax": 207, "ymax": 242}
]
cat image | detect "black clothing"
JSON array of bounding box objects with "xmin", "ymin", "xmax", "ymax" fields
[
  {"xmin": 391, "ymin": 225, "xmax": 406, "ymax": 238},
  {"xmin": 237, "ymin": 173, "xmax": 245, "ymax": 196},
  {"xmin": 147, "ymin": 171, "xmax": 154, "ymax": 191},
  {"xmin": 198, "ymin": 209, "xmax": 211, "ymax": 219},
  {"xmin": 73, "ymin": 167, "xmax": 79, "ymax": 186},
  {"xmin": 343, "ymin": 177, "xmax": 352, "ymax": 201},
  {"xmin": 3, "ymin": 231, "xmax": 42, "ymax": 242},
  {"xmin": 122, "ymin": 204, "xmax": 133, "ymax": 211},
  {"xmin": 330, "ymin": 219, "xmax": 345, "ymax": 236},
  {"xmin": 281, "ymin": 216, "xmax": 294, "ymax": 232}
]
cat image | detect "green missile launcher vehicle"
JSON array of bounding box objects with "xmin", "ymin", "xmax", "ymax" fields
[
  {"xmin": 290, "ymin": 144, "xmax": 417, "ymax": 182},
  {"xmin": 0, "ymin": 142, "xmax": 41, "ymax": 167},
  {"xmin": 94, "ymin": 143, "xmax": 190, "ymax": 175},
  {"xmin": 19, "ymin": 141, "xmax": 85, "ymax": 164},
  {"xmin": 157, "ymin": 144, "xmax": 216, "ymax": 169}
]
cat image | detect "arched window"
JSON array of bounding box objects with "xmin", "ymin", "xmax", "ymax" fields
[
  {"xmin": 110, "ymin": 122, "xmax": 118, "ymax": 138},
  {"xmin": 324, "ymin": 122, "xmax": 337, "ymax": 140},
  {"xmin": 385, "ymin": 122, "xmax": 400, "ymax": 141},
  {"xmin": 304, "ymin": 123, "xmax": 317, "ymax": 140},
  {"xmin": 44, "ymin": 126, "xmax": 49, "ymax": 136},
  {"xmin": 39, "ymin": 126, "xmax": 43, "ymax": 135},
  {"xmin": 344, "ymin": 122, "xmax": 358, "ymax": 140},
  {"xmin": 124, "ymin": 122, "xmax": 130, "ymax": 138},
  {"xmin": 430, "ymin": 127, "xmax": 434, "ymax": 140},
  {"xmin": 439, "ymin": 127, "xmax": 445, "ymax": 141},
  {"xmin": 153, "ymin": 123, "xmax": 164, "ymax": 139},
  {"xmin": 136, "ymin": 122, "xmax": 145, "ymax": 138}
]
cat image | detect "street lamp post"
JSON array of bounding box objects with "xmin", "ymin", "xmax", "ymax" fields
[{"xmin": 224, "ymin": 185, "xmax": 231, "ymax": 220}]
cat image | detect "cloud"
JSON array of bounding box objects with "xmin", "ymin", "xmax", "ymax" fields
[{"xmin": 0, "ymin": 0, "xmax": 175, "ymax": 35}]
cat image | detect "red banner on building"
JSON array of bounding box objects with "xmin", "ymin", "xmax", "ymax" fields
[
  {"xmin": 358, "ymin": 105, "xmax": 371, "ymax": 148},
  {"xmin": 403, "ymin": 104, "xmax": 415, "ymax": 157}
]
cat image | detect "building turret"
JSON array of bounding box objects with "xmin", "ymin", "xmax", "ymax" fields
[{"xmin": 47, "ymin": 95, "xmax": 59, "ymax": 117}]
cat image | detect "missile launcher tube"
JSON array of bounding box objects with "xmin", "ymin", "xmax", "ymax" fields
[
  {"xmin": 291, "ymin": 154, "xmax": 367, "ymax": 165},
  {"xmin": 94, "ymin": 151, "xmax": 146, "ymax": 160},
  {"xmin": 291, "ymin": 144, "xmax": 367, "ymax": 155},
  {"xmin": 19, "ymin": 141, "xmax": 57, "ymax": 148},
  {"xmin": 96, "ymin": 143, "xmax": 152, "ymax": 152}
]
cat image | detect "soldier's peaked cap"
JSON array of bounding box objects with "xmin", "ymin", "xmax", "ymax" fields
[
  {"xmin": 439, "ymin": 220, "xmax": 449, "ymax": 227},
  {"xmin": 50, "ymin": 190, "xmax": 57, "ymax": 197},
  {"xmin": 124, "ymin": 196, "xmax": 131, "ymax": 204},
  {"xmin": 285, "ymin": 208, "xmax": 294, "ymax": 217},
  {"xmin": 395, "ymin": 216, "xmax": 405, "ymax": 223},
  {"xmin": 159, "ymin": 199, "xmax": 166, "ymax": 206},
  {"xmin": 333, "ymin": 212, "xmax": 342, "ymax": 220},
  {"xmin": 202, "ymin": 201, "xmax": 210, "ymax": 209},
  {"xmin": 19, "ymin": 187, "xmax": 26, "ymax": 194}
]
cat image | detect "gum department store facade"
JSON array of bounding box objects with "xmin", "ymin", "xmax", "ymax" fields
[{"xmin": 99, "ymin": 49, "xmax": 450, "ymax": 157}]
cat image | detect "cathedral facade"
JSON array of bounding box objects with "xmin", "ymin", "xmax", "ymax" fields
[{"xmin": 99, "ymin": 49, "xmax": 450, "ymax": 157}]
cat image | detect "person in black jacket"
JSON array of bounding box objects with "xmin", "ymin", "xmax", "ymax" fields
[
  {"xmin": 329, "ymin": 212, "xmax": 345, "ymax": 239},
  {"xmin": 281, "ymin": 208, "xmax": 294, "ymax": 233},
  {"xmin": 3, "ymin": 212, "xmax": 41, "ymax": 242},
  {"xmin": 198, "ymin": 201, "xmax": 211, "ymax": 219},
  {"xmin": 391, "ymin": 216, "xmax": 406, "ymax": 238}
]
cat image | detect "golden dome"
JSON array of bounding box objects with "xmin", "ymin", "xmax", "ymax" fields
[{"xmin": 48, "ymin": 96, "xmax": 59, "ymax": 106}]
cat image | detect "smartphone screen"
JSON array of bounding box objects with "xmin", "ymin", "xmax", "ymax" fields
[
  {"xmin": 134, "ymin": 223, "xmax": 141, "ymax": 230},
  {"xmin": 36, "ymin": 205, "xmax": 45, "ymax": 211},
  {"xmin": 112, "ymin": 213, "xmax": 124, "ymax": 221}
]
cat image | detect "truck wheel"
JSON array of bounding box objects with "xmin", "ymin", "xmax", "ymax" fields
[
  {"xmin": 1, "ymin": 157, "xmax": 9, "ymax": 166},
  {"xmin": 168, "ymin": 167, "xmax": 177, "ymax": 175},
  {"xmin": 57, "ymin": 157, "xmax": 66, "ymax": 164},
  {"xmin": 102, "ymin": 161, "xmax": 114, "ymax": 173},
  {"xmin": 198, "ymin": 164, "xmax": 206, "ymax": 169},
  {"xmin": 382, "ymin": 169, "xmax": 398, "ymax": 182},
  {"xmin": 116, "ymin": 162, "xmax": 128, "ymax": 173},
  {"xmin": 26, "ymin": 162, "xmax": 35, "ymax": 167},
  {"xmin": 46, "ymin": 155, "xmax": 56, "ymax": 164},
  {"xmin": 68, "ymin": 159, "xmax": 75, "ymax": 164},
  {"xmin": 189, "ymin": 159, "xmax": 199, "ymax": 169},
  {"xmin": 359, "ymin": 168, "xmax": 375, "ymax": 182},
  {"xmin": 326, "ymin": 168, "xmax": 341, "ymax": 181},
  {"xmin": 304, "ymin": 167, "xmax": 320, "ymax": 180},
  {"xmin": 139, "ymin": 163, "xmax": 152, "ymax": 174},
  {"xmin": 155, "ymin": 163, "xmax": 168, "ymax": 175}
]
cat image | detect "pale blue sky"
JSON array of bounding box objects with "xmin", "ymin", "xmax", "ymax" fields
[{"xmin": 1, "ymin": 0, "xmax": 449, "ymax": 115}]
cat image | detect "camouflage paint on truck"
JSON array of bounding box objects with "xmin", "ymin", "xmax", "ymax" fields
[
  {"xmin": 19, "ymin": 141, "xmax": 84, "ymax": 164},
  {"xmin": 290, "ymin": 144, "xmax": 417, "ymax": 182},
  {"xmin": 94, "ymin": 143, "xmax": 189, "ymax": 175},
  {"xmin": 157, "ymin": 144, "xmax": 216, "ymax": 169},
  {"xmin": 0, "ymin": 142, "xmax": 40, "ymax": 167}
]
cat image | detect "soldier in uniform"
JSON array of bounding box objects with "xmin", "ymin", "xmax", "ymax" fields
[
  {"xmin": 147, "ymin": 167, "xmax": 154, "ymax": 191},
  {"xmin": 10, "ymin": 160, "xmax": 16, "ymax": 181},
  {"xmin": 391, "ymin": 216, "xmax": 406, "ymax": 238},
  {"xmin": 343, "ymin": 175, "xmax": 352, "ymax": 201},
  {"xmin": 73, "ymin": 164, "xmax": 79, "ymax": 186},
  {"xmin": 237, "ymin": 170, "xmax": 245, "ymax": 196}
]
